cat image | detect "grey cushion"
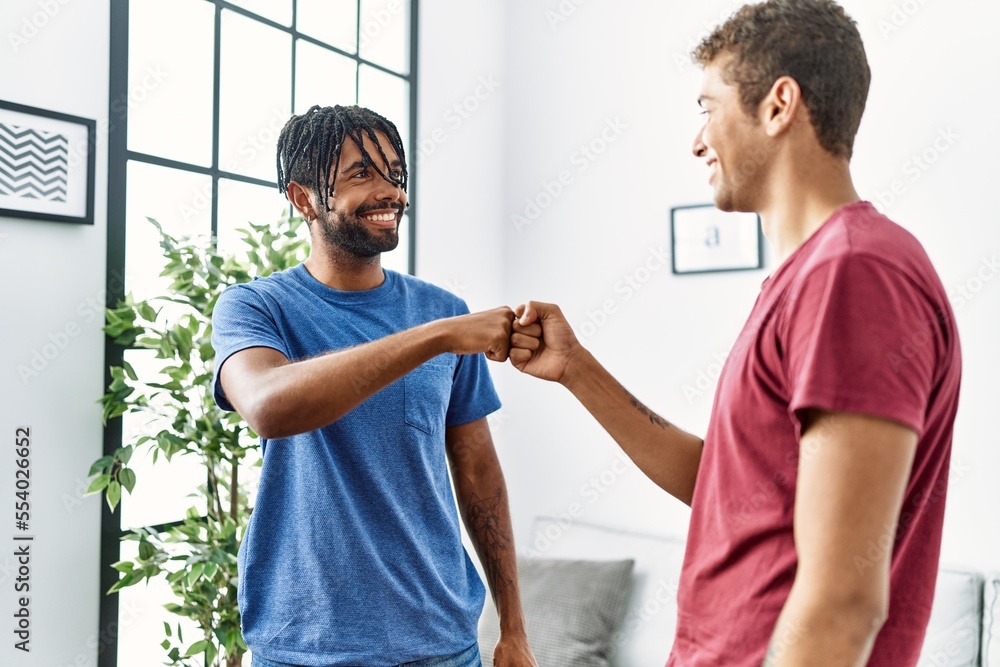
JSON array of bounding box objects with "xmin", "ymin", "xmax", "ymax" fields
[
  {"xmin": 478, "ymin": 558, "xmax": 635, "ymax": 667},
  {"xmin": 984, "ymin": 573, "xmax": 1000, "ymax": 667},
  {"xmin": 919, "ymin": 567, "xmax": 983, "ymax": 667}
]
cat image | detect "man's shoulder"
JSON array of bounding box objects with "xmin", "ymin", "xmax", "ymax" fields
[
  {"xmin": 391, "ymin": 271, "xmax": 470, "ymax": 314},
  {"xmin": 214, "ymin": 268, "xmax": 301, "ymax": 321},
  {"xmin": 220, "ymin": 267, "xmax": 298, "ymax": 299},
  {"xmin": 797, "ymin": 202, "xmax": 932, "ymax": 283}
]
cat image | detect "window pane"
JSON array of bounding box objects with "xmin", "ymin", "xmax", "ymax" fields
[
  {"xmin": 124, "ymin": 161, "xmax": 212, "ymax": 326},
  {"xmin": 219, "ymin": 10, "xmax": 292, "ymax": 181},
  {"xmin": 359, "ymin": 0, "xmax": 410, "ymax": 74},
  {"xmin": 297, "ymin": 0, "xmax": 357, "ymax": 54},
  {"xmin": 117, "ymin": 539, "xmax": 205, "ymax": 667},
  {"xmin": 381, "ymin": 212, "xmax": 410, "ymax": 274},
  {"xmin": 226, "ymin": 0, "xmax": 292, "ymax": 26},
  {"xmin": 127, "ymin": 0, "xmax": 214, "ymax": 165},
  {"xmin": 358, "ymin": 65, "xmax": 410, "ymax": 152},
  {"xmin": 295, "ymin": 40, "xmax": 358, "ymax": 113},
  {"xmin": 119, "ymin": 350, "xmax": 209, "ymax": 531},
  {"xmin": 216, "ymin": 178, "xmax": 292, "ymax": 261}
]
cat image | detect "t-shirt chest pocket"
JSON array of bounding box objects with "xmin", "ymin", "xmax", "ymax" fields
[{"xmin": 403, "ymin": 362, "xmax": 453, "ymax": 435}]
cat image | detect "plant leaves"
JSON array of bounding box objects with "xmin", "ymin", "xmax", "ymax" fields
[
  {"xmin": 184, "ymin": 639, "xmax": 208, "ymax": 657},
  {"xmin": 86, "ymin": 474, "xmax": 110, "ymax": 495},
  {"xmin": 106, "ymin": 481, "xmax": 122, "ymax": 509},
  {"xmin": 138, "ymin": 540, "xmax": 155, "ymax": 561},
  {"xmin": 119, "ymin": 468, "xmax": 137, "ymax": 494},
  {"xmin": 186, "ymin": 562, "xmax": 205, "ymax": 587},
  {"xmin": 89, "ymin": 456, "xmax": 114, "ymax": 477}
]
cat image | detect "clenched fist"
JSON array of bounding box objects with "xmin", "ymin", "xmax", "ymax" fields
[
  {"xmin": 508, "ymin": 301, "xmax": 582, "ymax": 383},
  {"xmin": 441, "ymin": 306, "xmax": 516, "ymax": 362}
]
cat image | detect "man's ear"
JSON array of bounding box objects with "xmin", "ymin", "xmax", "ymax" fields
[
  {"xmin": 286, "ymin": 181, "xmax": 318, "ymax": 221},
  {"xmin": 760, "ymin": 75, "xmax": 804, "ymax": 139}
]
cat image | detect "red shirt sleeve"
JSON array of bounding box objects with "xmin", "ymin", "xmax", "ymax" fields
[{"xmin": 779, "ymin": 254, "xmax": 943, "ymax": 438}]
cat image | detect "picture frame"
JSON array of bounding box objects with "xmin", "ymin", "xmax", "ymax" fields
[
  {"xmin": 670, "ymin": 203, "xmax": 764, "ymax": 275},
  {"xmin": 0, "ymin": 99, "xmax": 96, "ymax": 225}
]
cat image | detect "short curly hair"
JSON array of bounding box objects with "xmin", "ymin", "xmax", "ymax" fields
[{"xmin": 693, "ymin": 0, "xmax": 870, "ymax": 159}]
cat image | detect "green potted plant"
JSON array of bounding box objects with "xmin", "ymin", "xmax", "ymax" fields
[{"xmin": 87, "ymin": 213, "xmax": 308, "ymax": 667}]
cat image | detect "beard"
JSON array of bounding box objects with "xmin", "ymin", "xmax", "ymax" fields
[{"xmin": 316, "ymin": 204, "xmax": 401, "ymax": 258}]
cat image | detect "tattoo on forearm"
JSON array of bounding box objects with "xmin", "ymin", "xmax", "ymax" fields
[
  {"xmin": 625, "ymin": 388, "xmax": 672, "ymax": 430},
  {"xmin": 466, "ymin": 488, "xmax": 513, "ymax": 595},
  {"xmin": 762, "ymin": 643, "xmax": 777, "ymax": 667}
]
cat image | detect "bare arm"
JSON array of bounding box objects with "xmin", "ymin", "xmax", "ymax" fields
[
  {"xmin": 509, "ymin": 301, "xmax": 704, "ymax": 505},
  {"xmin": 219, "ymin": 307, "xmax": 514, "ymax": 439},
  {"xmin": 446, "ymin": 419, "xmax": 536, "ymax": 667},
  {"xmin": 763, "ymin": 410, "xmax": 918, "ymax": 666}
]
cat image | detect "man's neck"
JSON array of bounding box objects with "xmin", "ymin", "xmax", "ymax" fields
[
  {"xmin": 758, "ymin": 155, "xmax": 861, "ymax": 267},
  {"xmin": 304, "ymin": 249, "xmax": 386, "ymax": 291}
]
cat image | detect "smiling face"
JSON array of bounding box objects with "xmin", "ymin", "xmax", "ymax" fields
[
  {"xmin": 314, "ymin": 130, "xmax": 408, "ymax": 258},
  {"xmin": 692, "ymin": 58, "xmax": 772, "ymax": 213}
]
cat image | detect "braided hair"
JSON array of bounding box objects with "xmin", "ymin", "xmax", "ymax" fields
[{"xmin": 276, "ymin": 105, "xmax": 408, "ymax": 211}]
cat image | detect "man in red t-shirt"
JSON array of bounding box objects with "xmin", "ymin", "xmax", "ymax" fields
[{"xmin": 507, "ymin": 1, "xmax": 961, "ymax": 665}]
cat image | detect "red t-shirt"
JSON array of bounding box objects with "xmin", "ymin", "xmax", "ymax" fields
[{"xmin": 666, "ymin": 202, "xmax": 962, "ymax": 666}]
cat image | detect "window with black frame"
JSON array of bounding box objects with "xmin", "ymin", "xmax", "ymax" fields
[{"xmin": 103, "ymin": 1, "xmax": 417, "ymax": 665}]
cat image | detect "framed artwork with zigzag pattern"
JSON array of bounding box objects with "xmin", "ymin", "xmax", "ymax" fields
[{"xmin": 0, "ymin": 100, "xmax": 95, "ymax": 225}]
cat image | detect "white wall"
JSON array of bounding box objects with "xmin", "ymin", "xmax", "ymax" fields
[
  {"xmin": 0, "ymin": 1, "xmax": 110, "ymax": 666},
  {"xmin": 420, "ymin": 0, "xmax": 1000, "ymax": 573},
  {"xmin": 414, "ymin": 0, "xmax": 507, "ymax": 311},
  {"xmin": 0, "ymin": 0, "xmax": 993, "ymax": 663}
]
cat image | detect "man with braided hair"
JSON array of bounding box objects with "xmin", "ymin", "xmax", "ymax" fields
[{"xmin": 212, "ymin": 105, "xmax": 536, "ymax": 667}]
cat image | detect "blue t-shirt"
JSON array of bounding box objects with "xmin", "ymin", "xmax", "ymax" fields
[{"xmin": 211, "ymin": 265, "xmax": 500, "ymax": 666}]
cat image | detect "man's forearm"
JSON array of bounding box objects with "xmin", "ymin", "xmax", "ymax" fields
[
  {"xmin": 763, "ymin": 591, "xmax": 884, "ymax": 666},
  {"xmin": 448, "ymin": 431, "xmax": 526, "ymax": 635},
  {"xmin": 233, "ymin": 319, "xmax": 451, "ymax": 439},
  {"xmin": 463, "ymin": 484, "xmax": 525, "ymax": 632},
  {"xmin": 561, "ymin": 349, "xmax": 704, "ymax": 505}
]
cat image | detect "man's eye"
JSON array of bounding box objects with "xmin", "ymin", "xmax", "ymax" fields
[
  {"xmin": 390, "ymin": 170, "xmax": 404, "ymax": 181},
  {"xmin": 353, "ymin": 169, "xmax": 369, "ymax": 178}
]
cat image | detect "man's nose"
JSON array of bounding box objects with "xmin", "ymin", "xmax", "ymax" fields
[{"xmin": 692, "ymin": 126, "xmax": 708, "ymax": 158}]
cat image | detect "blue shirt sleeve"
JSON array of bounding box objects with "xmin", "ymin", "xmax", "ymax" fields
[
  {"xmin": 211, "ymin": 283, "xmax": 290, "ymax": 411},
  {"xmin": 443, "ymin": 298, "xmax": 502, "ymax": 427},
  {"xmin": 446, "ymin": 352, "xmax": 502, "ymax": 427}
]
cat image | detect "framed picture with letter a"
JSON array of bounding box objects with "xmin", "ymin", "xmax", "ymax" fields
[
  {"xmin": 670, "ymin": 203, "xmax": 764, "ymax": 275},
  {"xmin": 0, "ymin": 100, "xmax": 96, "ymax": 225}
]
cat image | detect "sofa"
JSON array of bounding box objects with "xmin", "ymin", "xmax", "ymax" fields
[{"xmin": 478, "ymin": 517, "xmax": 1000, "ymax": 666}]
